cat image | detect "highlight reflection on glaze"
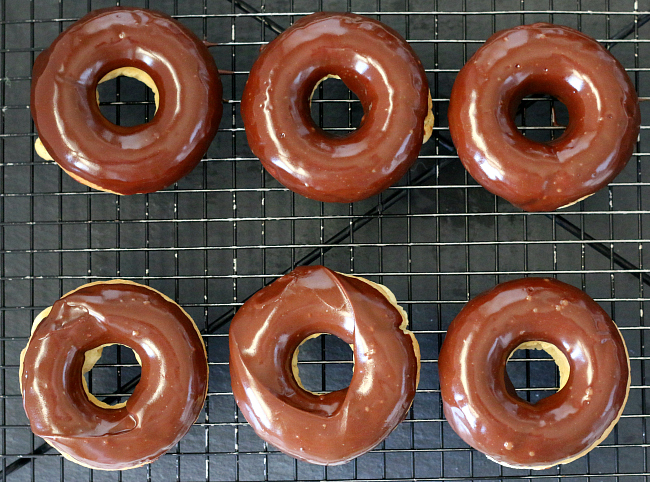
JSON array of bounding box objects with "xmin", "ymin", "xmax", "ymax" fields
[
  {"xmin": 448, "ymin": 23, "xmax": 640, "ymax": 211},
  {"xmin": 241, "ymin": 12, "xmax": 429, "ymax": 203},
  {"xmin": 229, "ymin": 266, "xmax": 419, "ymax": 465},
  {"xmin": 21, "ymin": 283, "xmax": 208, "ymax": 470},
  {"xmin": 31, "ymin": 7, "xmax": 222, "ymax": 195},
  {"xmin": 438, "ymin": 278, "xmax": 630, "ymax": 469}
]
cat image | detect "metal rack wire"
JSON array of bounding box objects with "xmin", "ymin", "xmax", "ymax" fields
[{"xmin": 1, "ymin": 0, "xmax": 650, "ymax": 480}]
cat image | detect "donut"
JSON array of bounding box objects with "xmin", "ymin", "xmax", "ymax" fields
[
  {"xmin": 438, "ymin": 278, "xmax": 630, "ymax": 469},
  {"xmin": 31, "ymin": 7, "xmax": 223, "ymax": 195},
  {"xmin": 20, "ymin": 280, "xmax": 208, "ymax": 470},
  {"xmin": 241, "ymin": 12, "xmax": 433, "ymax": 203},
  {"xmin": 448, "ymin": 23, "xmax": 640, "ymax": 211},
  {"xmin": 229, "ymin": 266, "xmax": 420, "ymax": 464}
]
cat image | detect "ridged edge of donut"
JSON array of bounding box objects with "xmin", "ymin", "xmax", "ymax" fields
[{"xmin": 19, "ymin": 279, "xmax": 208, "ymax": 471}]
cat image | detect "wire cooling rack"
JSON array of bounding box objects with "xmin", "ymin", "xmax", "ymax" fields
[{"xmin": 2, "ymin": 0, "xmax": 650, "ymax": 480}]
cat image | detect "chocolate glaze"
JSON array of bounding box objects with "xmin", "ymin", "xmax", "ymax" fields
[
  {"xmin": 448, "ymin": 23, "xmax": 640, "ymax": 211},
  {"xmin": 241, "ymin": 12, "xmax": 429, "ymax": 203},
  {"xmin": 21, "ymin": 282, "xmax": 208, "ymax": 470},
  {"xmin": 31, "ymin": 7, "xmax": 222, "ymax": 195},
  {"xmin": 438, "ymin": 278, "xmax": 630, "ymax": 469},
  {"xmin": 229, "ymin": 266, "xmax": 419, "ymax": 465}
]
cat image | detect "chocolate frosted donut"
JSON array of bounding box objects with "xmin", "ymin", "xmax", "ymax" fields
[
  {"xmin": 438, "ymin": 278, "xmax": 630, "ymax": 469},
  {"xmin": 31, "ymin": 7, "xmax": 222, "ymax": 195},
  {"xmin": 449, "ymin": 23, "xmax": 640, "ymax": 211},
  {"xmin": 20, "ymin": 281, "xmax": 208, "ymax": 470},
  {"xmin": 229, "ymin": 266, "xmax": 420, "ymax": 464},
  {"xmin": 241, "ymin": 12, "xmax": 433, "ymax": 203}
]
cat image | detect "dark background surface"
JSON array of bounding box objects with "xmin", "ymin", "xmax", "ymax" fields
[{"xmin": 2, "ymin": 0, "xmax": 650, "ymax": 480}]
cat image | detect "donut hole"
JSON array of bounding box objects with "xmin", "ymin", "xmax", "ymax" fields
[
  {"xmin": 292, "ymin": 334, "xmax": 354, "ymax": 394},
  {"xmin": 82, "ymin": 343, "xmax": 142, "ymax": 408},
  {"xmin": 514, "ymin": 95, "xmax": 570, "ymax": 143},
  {"xmin": 310, "ymin": 76, "xmax": 364, "ymax": 137},
  {"xmin": 97, "ymin": 68, "xmax": 158, "ymax": 127},
  {"xmin": 505, "ymin": 341, "xmax": 569, "ymax": 404}
]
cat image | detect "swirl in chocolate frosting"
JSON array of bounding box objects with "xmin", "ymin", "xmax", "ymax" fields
[
  {"xmin": 20, "ymin": 281, "xmax": 208, "ymax": 470},
  {"xmin": 229, "ymin": 266, "xmax": 420, "ymax": 465}
]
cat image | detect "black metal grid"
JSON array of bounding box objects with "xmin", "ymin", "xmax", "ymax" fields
[{"xmin": 1, "ymin": 0, "xmax": 650, "ymax": 480}]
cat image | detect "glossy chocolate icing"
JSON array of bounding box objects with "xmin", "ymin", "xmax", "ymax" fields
[
  {"xmin": 438, "ymin": 278, "xmax": 630, "ymax": 469},
  {"xmin": 31, "ymin": 7, "xmax": 222, "ymax": 195},
  {"xmin": 448, "ymin": 23, "xmax": 640, "ymax": 211},
  {"xmin": 229, "ymin": 266, "xmax": 419, "ymax": 465},
  {"xmin": 21, "ymin": 282, "xmax": 208, "ymax": 470},
  {"xmin": 241, "ymin": 12, "xmax": 430, "ymax": 203}
]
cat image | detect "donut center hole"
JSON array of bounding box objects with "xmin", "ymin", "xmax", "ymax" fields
[
  {"xmin": 506, "ymin": 341, "xmax": 569, "ymax": 404},
  {"xmin": 514, "ymin": 95, "xmax": 570, "ymax": 143},
  {"xmin": 97, "ymin": 68, "xmax": 159, "ymax": 127},
  {"xmin": 310, "ymin": 76, "xmax": 363, "ymax": 137},
  {"xmin": 292, "ymin": 334, "xmax": 354, "ymax": 394},
  {"xmin": 82, "ymin": 343, "xmax": 142, "ymax": 408}
]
